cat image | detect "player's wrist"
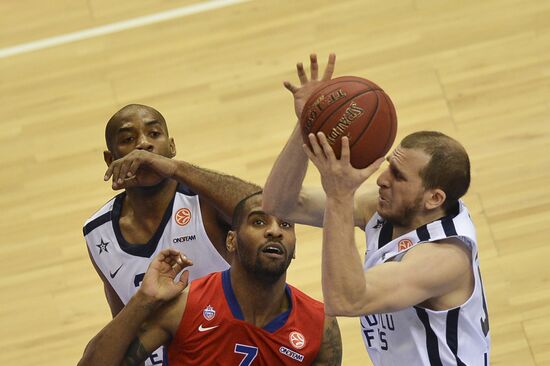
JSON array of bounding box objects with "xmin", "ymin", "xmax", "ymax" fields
[
  {"xmin": 134, "ymin": 288, "xmax": 164, "ymax": 310},
  {"xmin": 325, "ymin": 193, "xmax": 355, "ymax": 206},
  {"xmin": 164, "ymin": 158, "xmax": 179, "ymax": 178}
]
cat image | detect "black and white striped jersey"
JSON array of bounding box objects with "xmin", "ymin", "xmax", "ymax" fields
[{"xmin": 361, "ymin": 201, "xmax": 490, "ymax": 366}]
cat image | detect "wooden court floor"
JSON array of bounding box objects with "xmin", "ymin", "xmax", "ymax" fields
[{"xmin": 0, "ymin": 0, "xmax": 549, "ymax": 364}]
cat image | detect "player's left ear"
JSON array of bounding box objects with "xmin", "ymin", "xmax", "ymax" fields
[
  {"xmin": 169, "ymin": 137, "xmax": 176, "ymax": 158},
  {"xmin": 424, "ymin": 188, "xmax": 446, "ymax": 210},
  {"xmin": 226, "ymin": 231, "xmax": 237, "ymax": 253}
]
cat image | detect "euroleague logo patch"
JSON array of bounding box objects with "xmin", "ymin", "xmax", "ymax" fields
[
  {"xmin": 175, "ymin": 208, "xmax": 192, "ymax": 226},
  {"xmin": 398, "ymin": 239, "xmax": 414, "ymax": 252},
  {"xmin": 289, "ymin": 331, "xmax": 306, "ymax": 350}
]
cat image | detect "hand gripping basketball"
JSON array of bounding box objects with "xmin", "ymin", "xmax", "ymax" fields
[
  {"xmin": 304, "ymin": 132, "xmax": 384, "ymax": 198},
  {"xmin": 300, "ymin": 76, "xmax": 397, "ymax": 169}
]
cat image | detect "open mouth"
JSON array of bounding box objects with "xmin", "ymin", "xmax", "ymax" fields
[{"xmin": 261, "ymin": 242, "xmax": 285, "ymax": 257}]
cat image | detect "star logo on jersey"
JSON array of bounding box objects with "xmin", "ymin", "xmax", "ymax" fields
[
  {"xmin": 203, "ymin": 305, "xmax": 216, "ymax": 321},
  {"xmin": 398, "ymin": 239, "xmax": 414, "ymax": 252},
  {"xmin": 289, "ymin": 331, "xmax": 306, "ymax": 350},
  {"xmin": 96, "ymin": 239, "xmax": 109, "ymax": 254},
  {"xmin": 175, "ymin": 208, "xmax": 192, "ymax": 226},
  {"xmin": 373, "ymin": 218, "xmax": 385, "ymax": 229}
]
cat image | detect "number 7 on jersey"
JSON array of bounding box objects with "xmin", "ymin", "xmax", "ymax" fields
[{"xmin": 234, "ymin": 344, "xmax": 258, "ymax": 366}]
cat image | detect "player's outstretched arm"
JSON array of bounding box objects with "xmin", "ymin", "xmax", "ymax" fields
[
  {"xmin": 104, "ymin": 150, "xmax": 260, "ymax": 223},
  {"xmin": 313, "ymin": 316, "xmax": 342, "ymax": 366},
  {"xmin": 301, "ymin": 132, "xmax": 380, "ymax": 315},
  {"xmin": 78, "ymin": 249, "xmax": 191, "ymax": 366},
  {"xmin": 79, "ymin": 291, "xmax": 171, "ymax": 366},
  {"xmin": 263, "ymin": 54, "xmax": 336, "ymax": 227},
  {"xmin": 169, "ymin": 161, "xmax": 260, "ymax": 223},
  {"xmin": 324, "ymin": 237, "xmax": 473, "ymax": 316}
]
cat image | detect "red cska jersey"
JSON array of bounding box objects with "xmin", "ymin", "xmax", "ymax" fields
[{"xmin": 168, "ymin": 270, "xmax": 325, "ymax": 365}]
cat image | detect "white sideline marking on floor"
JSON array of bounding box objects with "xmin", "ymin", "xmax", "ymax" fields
[{"xmin": 0, "ymin": 0, "xmax": 249, "ymax": 59}]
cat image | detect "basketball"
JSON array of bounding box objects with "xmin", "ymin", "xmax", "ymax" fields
[{"xmin": 300, "ymin": 76, "xmax": 397, "ymax": 169}]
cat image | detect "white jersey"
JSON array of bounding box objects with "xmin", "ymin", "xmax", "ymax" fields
[
  {"xmin": 361, "ymin": 201, "xmax": 490, "ymax": 366},
  {"xmin": 84, "ymin": 184, "xmax": 229, "ymax": 366}
]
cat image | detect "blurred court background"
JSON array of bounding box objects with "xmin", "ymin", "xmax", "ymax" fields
[{"xmin": 1, "ymin": 0, "xmax": 549, "ymax": 364}]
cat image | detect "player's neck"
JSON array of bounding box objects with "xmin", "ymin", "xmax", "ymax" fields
[
  {"xmin": 392, "ymin": 207, "xmax": 446, "ymax": 239},
  {"xmin": 123, "ymin": 179, "xmax": 178, "ymax": 220},
  {"xmin": 229, "ymin": 268, "xmax": 289, "ymax": 328}
]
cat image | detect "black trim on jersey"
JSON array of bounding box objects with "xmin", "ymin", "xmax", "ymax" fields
[
  {"xmin": 441, "ymin": 216, "xmax": 458, "ymax": 237},
  {"xmin": 177, "ymin": 183, "xmax": 196, "ymax": 196},
  {"xmin": 162, "ymin": 346, "xmax": 168, "ymax": 366},
  {"xmin": 416, "ymin": 224, "xmax": 431, "ymax": 241},
  {"xmin": 446, "ymin": 307, "xmax": 466, "ymax": 366},
  {"xmin": 378, "ymin": 221, "xmax": 393, "ymax": 249},
  {"xmin": 112, "ymin": 192, "xmax": 176, "ymax": 258},
  {"xmin": 416, "ymin": 205, "xmax": 460, "ymax": 243},
  {"xmin": 447, "ymin": 201, "xmax": 461, "ymax": 218},
  {"xmin": 414, "ymin": 307, "xmax": 443, "ymax": 366},
  {"xmin": 83, "ymin": 211, "xmax": 112, "ymax": 236}
]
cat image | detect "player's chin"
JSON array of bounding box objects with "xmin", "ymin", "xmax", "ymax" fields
[
  {"xmin": 376, "ymin": 198, "xmax": 389, "ymax": 213},
  {"xmin": 136, "ymin": 177, "xmax": 169, "ymax": 190},
  {"xmin": 259, "ymin": 256, "xmax": 291, "ymax": 273},
  {"xmin": 376, "ymin": 205, "xmax": 397, "ymax": 223},
  {"xmin": 139, "ymin": 171, "xmax": 168, "ymax": 186},
  {"xmin": 258, "ymin": 266, "xmax": 287, "ymax": 282}
]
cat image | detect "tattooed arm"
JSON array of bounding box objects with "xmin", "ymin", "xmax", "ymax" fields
[
  {"xmin": 78, "ymin": 249, "xmax": 191, "ymax": 366},
  {"xmin": 78, "ymin": 292, "xmax": 171, "ymax": 366},
  {"xmin": 313, "ymin": 316, "xmax": 343, "ymax": 366}
]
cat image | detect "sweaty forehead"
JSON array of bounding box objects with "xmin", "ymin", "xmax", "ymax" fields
[
  {"xmin": 111, "ymin": 106, "xmax": 161, "ymax": 127},
  {"xmin": 105, "ymin": 105, "xmax": 167, "ymax": 146},
  {"xmin": 390, "ymin": 146, "xmax": 405, "ymax": 160},
  {"xmin": 389, "ymin": 146, "xmax": 431, "ymax": 171}
]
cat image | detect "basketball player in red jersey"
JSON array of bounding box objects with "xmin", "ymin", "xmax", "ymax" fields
[{"xmin": 79, "ymin": 192, "xmax": 342, "ymax": 366}]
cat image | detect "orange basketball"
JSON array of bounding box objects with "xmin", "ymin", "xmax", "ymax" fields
[{"xmin": 300, "ymin": 76, "xmax": 397, "ymax": 169}]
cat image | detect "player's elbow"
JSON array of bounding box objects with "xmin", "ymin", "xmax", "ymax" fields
[
  {"xmin": 261, "ymin": 196, "xmax": 283, "ymax": 216},
  {"xmin": 77, "ymin": 351, "xmax": 95, "ymax": 366},
  {"xmin": 325, "ymin": 304, "xmax": 363, "ymax": 317},
  {"xmin": 325, "ymin": 302, "xmax": 347, "ymax": 317},
  {"xmin": 77, "ymin": 339, "xmax": 94, "ymax": 366},
  {"xmin": 261, "ymin": 192, "xmax": 297, "ymax": 219},
  {"xmin": 324, "ymin": 295, "xmax": 366, "ymax": 317},
  {"xmin": 77, "ymin": 337, "xmax": 117, "ymax": 366}
]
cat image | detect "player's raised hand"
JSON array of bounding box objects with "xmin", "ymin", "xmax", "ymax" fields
[
  {"xmin": 303, "ymin": 132, "xmax": 384, "ymax": 198},
  {"xmin": 285, "ymin": 53, "xmax": 336, "ymax": 119},
  {"xmin": 104, "ymin": 150, "xmax": 178, "ymax": 190},
  {"xmin": 138, "ymin": 248, "xmax": 193, "ymax": 303}
]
